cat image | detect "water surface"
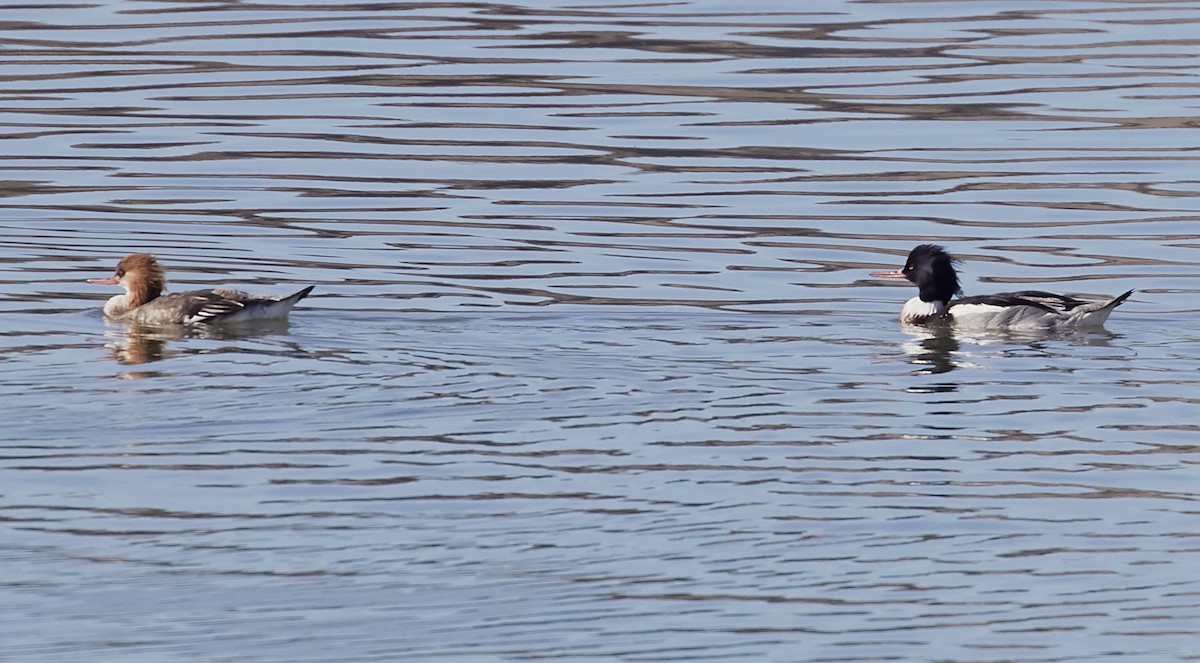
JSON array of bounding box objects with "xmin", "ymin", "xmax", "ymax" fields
[{"xmin": 2, "ymin": 1, "xmax": 1200, "ymax": 661}]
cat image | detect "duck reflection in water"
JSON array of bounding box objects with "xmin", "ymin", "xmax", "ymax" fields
[
  {"xmin": 99, "ymin": 318, "xmax": 296, "ymax": 367},
  {"xmin": 898, "ymin": 324, "xmax": 960, "ymax": 377},
  {"xmin": 895, "ymin": 321, "xmax": 1124, "ymax": 380}
]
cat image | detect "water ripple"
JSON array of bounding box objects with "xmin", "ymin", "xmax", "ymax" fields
[{"xmin": 3, "ymin": 1, "xmax": 1200, "ymax": 661}]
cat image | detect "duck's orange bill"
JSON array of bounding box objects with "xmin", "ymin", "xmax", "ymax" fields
[
  {"xmin": 869, "ymin": 270, "xmax": 906, "ymax": 278},
  {"xmin": 87, "ymin": 277, "xmax": 119, "ymax": 285}
]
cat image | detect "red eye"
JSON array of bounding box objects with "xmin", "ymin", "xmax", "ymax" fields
[{"xmin": 116, "ymin": 269, "xmax": 125, "ymax": 277}]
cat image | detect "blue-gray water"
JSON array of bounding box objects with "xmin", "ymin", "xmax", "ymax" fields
[{"xmin": 3, "ymin": 1, "xmax": 1200, "ymax": 661}]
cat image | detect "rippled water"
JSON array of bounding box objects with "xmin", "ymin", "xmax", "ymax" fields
[{"xmin": 3, "ymin": 1, "xmax": 1200, "ymax": 661}]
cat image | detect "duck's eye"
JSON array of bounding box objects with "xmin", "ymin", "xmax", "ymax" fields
[{"xmin": 116, "ymin": 269, "xmax": 125, "ymax": 277}]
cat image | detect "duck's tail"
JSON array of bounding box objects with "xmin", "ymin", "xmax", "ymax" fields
[
  {"xmin": 1068, "ymin": 289, "xmax": 1133, "ymax": 327},
  {"xmin": 208, "ymin": 285, "xmax": 314, "ymax": 322},
  {"xmin": 264, "ymin": 285, "xmax": 315, "ymax": 318},
  {"xmin": 281, "ymin": 285, "xmax": 315, "ymax": 307}
]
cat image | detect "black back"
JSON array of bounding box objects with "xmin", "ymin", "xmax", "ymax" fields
[
  {"xmin": 950, "ymin": 293, "xmax": 1058, "ymax": 313},
  {"xmin": 949, "ymin": 290, "xmax": 1090, "ymax": 314}
]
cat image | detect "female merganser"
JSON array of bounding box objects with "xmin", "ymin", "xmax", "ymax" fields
[
  {"xmin": 871, "ymin": 244, "xmax": 1133, "ymax": 329},
  {"xmin": 88, "ymin": 253, "xmax": 314, "ymax": 325}
]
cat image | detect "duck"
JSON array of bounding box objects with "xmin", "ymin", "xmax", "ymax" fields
[
  {"xmin": 88, "ymin": 253, "xmax": 314, "ymax": 325},
  {"xmin": 871, "ymin": 244, "xmax": 1133, "ymax": 328}
]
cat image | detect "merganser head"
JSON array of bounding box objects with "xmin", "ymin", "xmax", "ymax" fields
[
  {"xmin": 871, "ymin": 244, "xmax": 963, "ymax": 304},
  {"xmin": 87, "ymin": 253, "xmax": 167, "ymax": 311}
]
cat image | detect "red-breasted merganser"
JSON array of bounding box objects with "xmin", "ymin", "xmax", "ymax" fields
[
  {"xmin": 871, "ymin": 244, "xmax": 1133, "ymax": 328},
  {"xmin": 88, "ymin": 253, "xmax": 314, "ymax": 325}
]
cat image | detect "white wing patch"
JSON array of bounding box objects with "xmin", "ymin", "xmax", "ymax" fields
[
  {"xmin": 947, "ymin": 303, "xmax": 1006, "ymax": 319},
  {"xmin": 184, "ymin": 298, "xmax": 245, "ymax": 324},
  {"xmin": 949, "ymin": 303, "xmax": 1055, "ymax": 329}
]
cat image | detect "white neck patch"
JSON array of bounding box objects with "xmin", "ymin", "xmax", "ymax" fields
[{"xmin": 899, "ymin": 297, "xmax": 945, "ymax": 323}]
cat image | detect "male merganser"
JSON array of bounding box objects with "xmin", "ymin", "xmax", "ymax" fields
[
  {"xmin": 871, "ymin": 244, "xmax": 1133, "ymax": 328},
  {"xmin": 88, "ymin": 253, "xmax": 314, "ymax": 325}
]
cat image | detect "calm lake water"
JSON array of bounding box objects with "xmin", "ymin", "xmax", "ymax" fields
[{"xmin": 3, "ymin": 1, "xmax": 1200, "ymax": 661}]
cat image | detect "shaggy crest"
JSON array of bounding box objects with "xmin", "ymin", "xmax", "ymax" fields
[
  {"xmin": 114, "ymin": 253, "xmax": 166, "ymax": 306},
  {"xmin": 904, "ymin": 244, "xmax": 962, "ymax": 304}
]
